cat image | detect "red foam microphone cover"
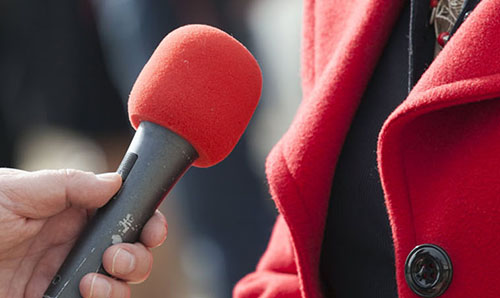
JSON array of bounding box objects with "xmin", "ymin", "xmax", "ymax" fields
[{"xmin": 128, "ymin": 24, "xmax": 262, "ymax": 167}]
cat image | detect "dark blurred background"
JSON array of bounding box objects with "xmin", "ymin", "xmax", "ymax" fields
[{"xmin": 0, "ymin": 0, "xmax": 301, "ymax": 297}]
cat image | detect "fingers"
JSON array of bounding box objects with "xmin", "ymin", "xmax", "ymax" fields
[
  {"xmin": 80, "ymin": 273, "xmax": 131, "ymax": 298},
  {"xmin": 0, "ymin": 168, "xmax": 122, "ymax": 218},
  {"xmin": 140, "ymin": 210, "xmax": 168, "ymax": 248},
  {"xmin": 102, "ymin": 243, "xmax": 153, "ymax": 283},
  {"xmin": 81, "ymin": 211, "xmax": 167, "ymax": 297},
  {"xmin": 82, "ymin": 211, "xmax": 166, "ymax": 296}
]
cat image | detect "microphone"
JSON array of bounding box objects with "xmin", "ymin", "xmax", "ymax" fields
[{"xmin": 43, "ymin": 24, "xmax": 262, "ymax": 298}]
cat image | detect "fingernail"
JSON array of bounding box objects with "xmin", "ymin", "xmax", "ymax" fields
[
  {"xmin": 90, "ymin": 275, "xmax": 111, "ymax": 298},
  {"xmin": 96, "ymin": 172, "xmax": 120, "ymax": 182},
  {"xmin": 161, "ymin": 221, "xmax": 168, "ymax": 244},
  {"xmin": 112, "ymin": 248, "xmax": 136, "ymax": 275}
]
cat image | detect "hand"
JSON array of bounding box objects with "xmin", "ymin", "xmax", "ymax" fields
[{"xmin": 0, "ymin": 168, "xmax": 168, "ymax": 298}]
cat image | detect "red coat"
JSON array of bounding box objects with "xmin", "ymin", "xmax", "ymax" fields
[{"xmin": 234, "ymin": 0, "xmax": 500, "ymax": 297}]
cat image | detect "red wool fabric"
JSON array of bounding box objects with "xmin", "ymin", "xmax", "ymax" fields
[{"xmin": 234, "ymin": 0, "xmax": 500, "ymax": 297}]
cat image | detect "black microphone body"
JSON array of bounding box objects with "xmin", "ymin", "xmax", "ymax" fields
[{"xmin": 43, "ymin": 121, "xmax": 198, "ymax": 298}]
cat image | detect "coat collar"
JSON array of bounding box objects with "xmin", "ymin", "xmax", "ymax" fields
[
  {"xmin": 266, "ymin": 0, "xmax": 404, "ymax": 296},
  {"xmin": 378, "ymin": 0, "xmax": 500, "ymax": 296}
]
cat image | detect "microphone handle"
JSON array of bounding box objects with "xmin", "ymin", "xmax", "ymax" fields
[{"xmin": 43, "ymin": 121, "xmax": 198, "ymax": 298}]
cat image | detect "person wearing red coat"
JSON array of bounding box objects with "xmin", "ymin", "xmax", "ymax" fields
[{"xmin": 234, "ymin": 0, "xmax": 500, "ymax": 297}]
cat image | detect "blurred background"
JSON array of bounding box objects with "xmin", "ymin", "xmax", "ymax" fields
[{"xmin": 0, "ymin": 0, "xmax": 302, "ymax": 297}]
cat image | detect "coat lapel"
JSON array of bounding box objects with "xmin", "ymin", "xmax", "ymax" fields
[
  {"xmin": 378, "ymin": 0, "xmax": 500, "ymax": 297},
  {"xmin": 266, "ymin": 0, "xmax": 404, "ymax": 296}
]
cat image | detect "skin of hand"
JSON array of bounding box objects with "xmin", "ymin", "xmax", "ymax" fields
[{"xmin": 0, "ymin": 168, "xmax": 168, "ymax": 298}]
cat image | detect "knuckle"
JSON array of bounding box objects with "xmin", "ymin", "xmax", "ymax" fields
[
  {"xmin": 58, "ymin": 168, "xmax": 81, "ymax": 181},
  {"xmin": 58, "ymin": 169, "xmax": 77, "ymax": 207}
]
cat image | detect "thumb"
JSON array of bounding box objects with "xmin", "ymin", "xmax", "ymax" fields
[{"xmin": 0, "ymin": 168, "xmax": 122, "ymax": 219}]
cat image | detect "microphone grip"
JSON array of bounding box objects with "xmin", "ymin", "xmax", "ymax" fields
[{"xmin": 43, "ymin": 121, "xmax": 198, "ymax": 298}]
